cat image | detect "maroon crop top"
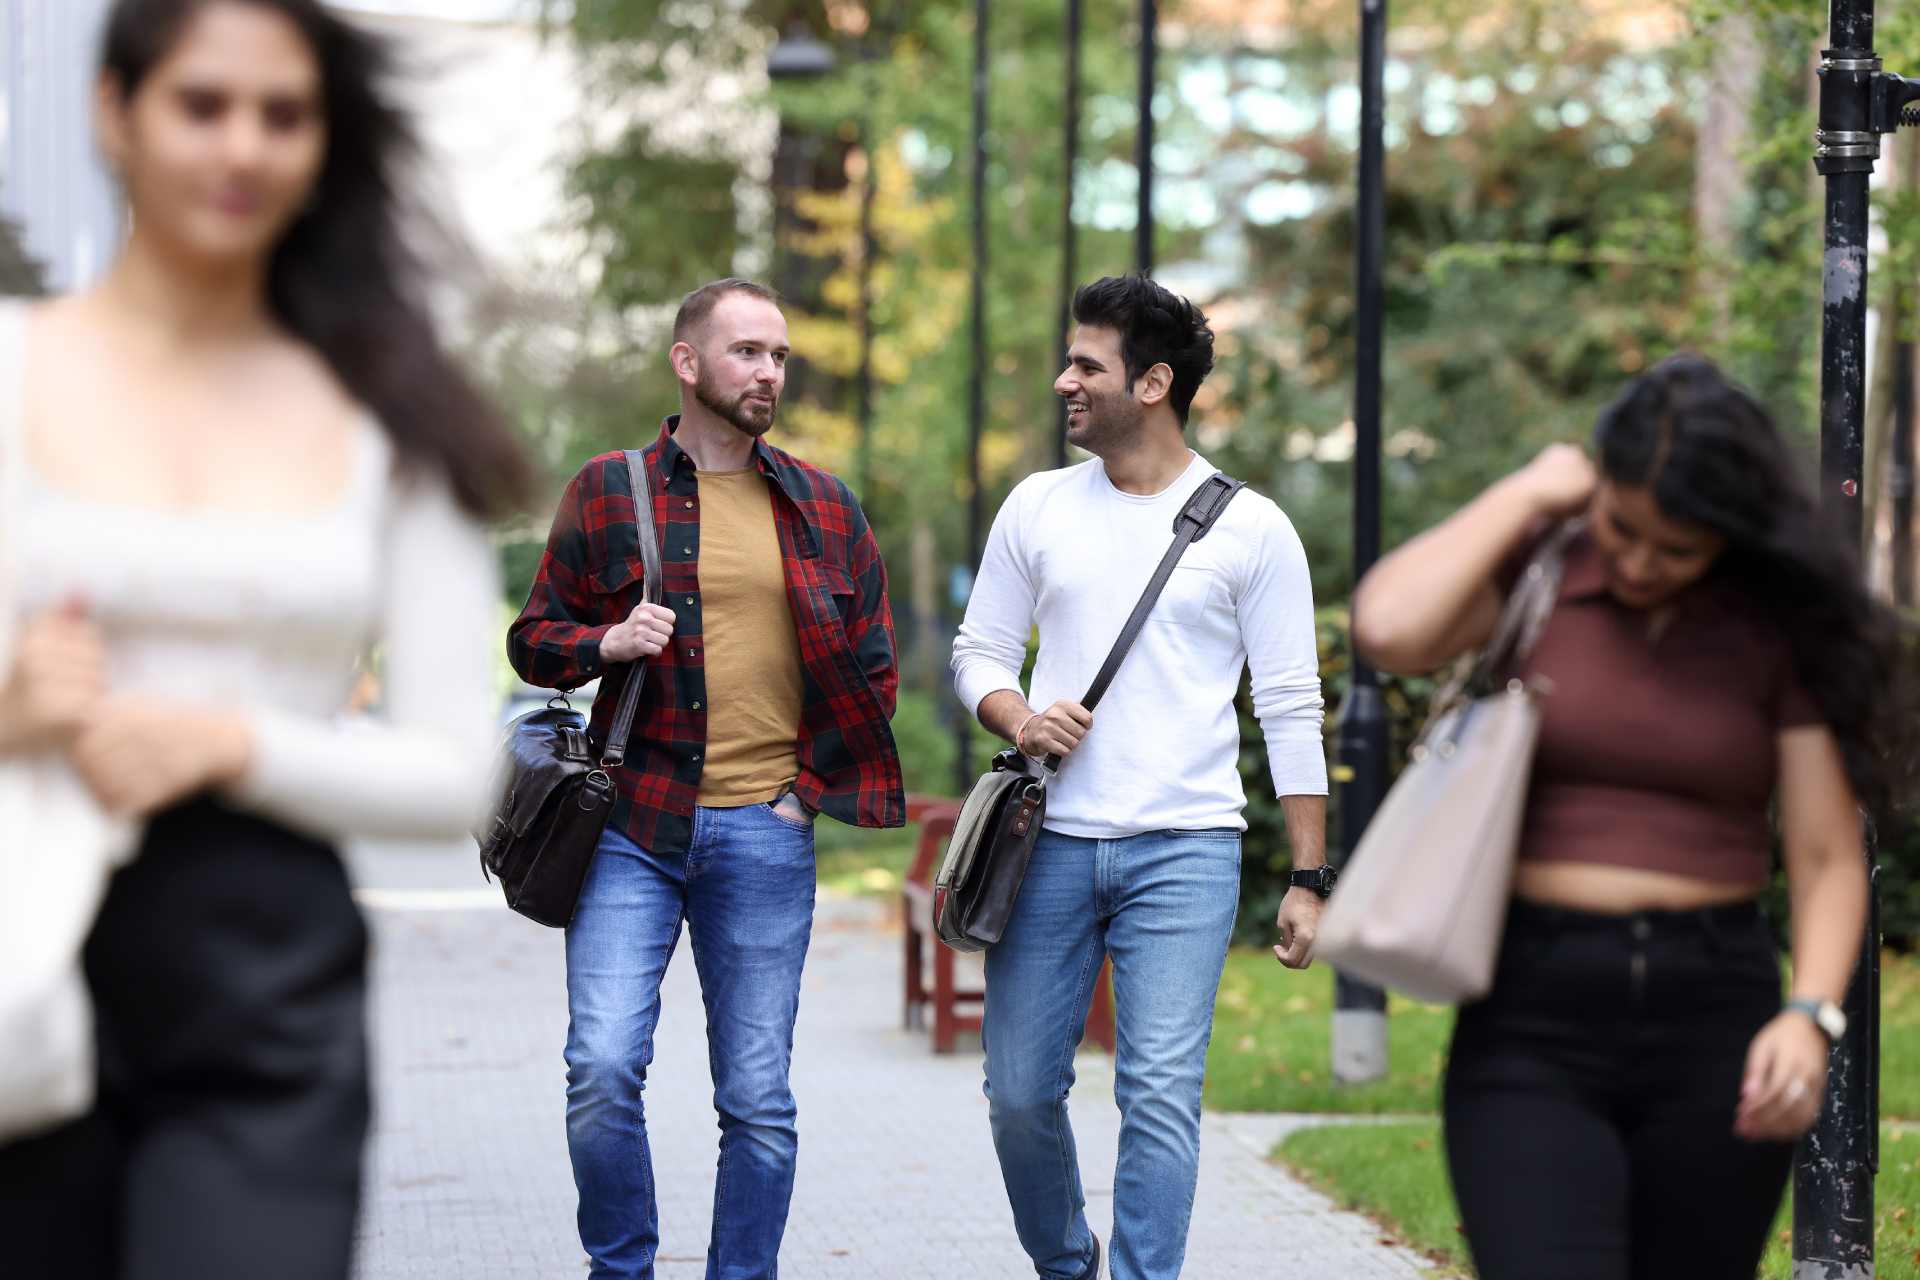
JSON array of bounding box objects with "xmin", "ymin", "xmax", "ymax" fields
[{"xmin": 1500, "ymin": 530, "xmax": 1822, "ymax": 885}]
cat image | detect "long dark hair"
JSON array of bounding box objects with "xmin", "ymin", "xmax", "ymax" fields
[
  {"xmin": 101, "ymin": 0, "xmax": 535, "ymax": 520},
  {"xmin": 1594, "ymin": 354, "xmax": 1915, "ymax": 814}
]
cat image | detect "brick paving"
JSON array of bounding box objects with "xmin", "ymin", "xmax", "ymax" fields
[{"xmin": 345, "ymin": 838, "xmax": 1433, "ymax": 1279}]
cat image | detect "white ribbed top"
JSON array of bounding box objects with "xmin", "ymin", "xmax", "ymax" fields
[{"xmin": 1, "ymin": 301, "xmax": 498, "ymax": 844}]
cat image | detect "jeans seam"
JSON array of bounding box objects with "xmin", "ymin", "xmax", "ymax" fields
[{"xmin": 1052, "ymin": 921, "xmax": 1101, "ymax": 1227}]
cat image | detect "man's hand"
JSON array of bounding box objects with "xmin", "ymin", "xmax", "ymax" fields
[
  {"xmin": 600, "ymin": 603, "xmax": 677, "ymax": 664},
  {"xmin": 1273, "ymin": 887, "xmax": 1324, "ymax": 970},
  {"xmin": 1017, "ymin": 699, "xmax": 1093, "ymax": 760}
]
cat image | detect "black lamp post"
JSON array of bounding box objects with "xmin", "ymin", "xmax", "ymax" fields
[
  {"xmin": 766, "ymin": 24, "xmax": 836, "ymax": 80},
  {"xmin": 765, "ymin": 24, "xmax": 837, "ymax": 308},
  {"xmin": 1792, "ymin": 0, "xmax": 1920, "ymax": 1267},
  {"xmin": 953, "ymin": 0, "xmax": 990, "ymax": 795},
  {"xmin": 766, "ymin": 22, "xmax": 878, "ymax": 505},
  {"xmin": 1331, "ymin": 0, "xmax": 1392, "ymax": 1086},
  {"xmin": 1055, "ymin": 0, "xmax": 1083, "ymax": 469},
  {"xmin": 1136, "ymin": 0, "xmax": 1156, "ymax": 276}
]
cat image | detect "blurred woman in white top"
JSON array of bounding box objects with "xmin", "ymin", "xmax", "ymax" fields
[{"xmin": 0, "ymin": 2, "xmax": 533, "ymax": 1276}]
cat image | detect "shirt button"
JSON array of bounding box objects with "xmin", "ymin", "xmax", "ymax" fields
[
  {"xmin": 1630, "ymin": 917, "xmax": 1652, "ymax": 942},
  {"xmin": 685, "ymin": 597, "xmax": 695, "ymax": 607},
  {"xmin": 692, "ymin": 701, "xmax": 702, "ymax": 710},
  {"xmin": 683, "ymin": 546, "xmax": 693, "ymax": 556},
  {"xmin": 691, "ymin": 753, "xmax": 701, "ymax": 762},
  {"xmin": 688, "ymin": 648, "xmax": 698, "ymax": 658},
  {"xmin": 685, "ymin": 500, "xmax": 694, "ymax": 509}
]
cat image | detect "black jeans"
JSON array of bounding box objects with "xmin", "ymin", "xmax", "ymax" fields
[
  {"xmin": 0, "ymin": 798, "xmax": 369, "ymax": 1280},
  {"xmin": 1443, "ymin": 897, "xmax": 1795, "ymax": 1280}
]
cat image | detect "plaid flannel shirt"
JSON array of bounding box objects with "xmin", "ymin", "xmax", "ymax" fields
[{"xmin": 508, "ymin": 418, "xmax": 905, "ymax": 854}]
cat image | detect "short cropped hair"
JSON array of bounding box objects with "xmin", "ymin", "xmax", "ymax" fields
[
  {"xmin": 1071, "ymin": 275, "xmax": 1215, "ymax": 425},
  {"xmin": 673, "ymin": 278, "xmax": 782, "ymax": 344}
]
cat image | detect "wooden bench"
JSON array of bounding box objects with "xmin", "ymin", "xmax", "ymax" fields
[{"xmin": 901, "ymin": 794, "xmax": 1114, "ymax": 1055}]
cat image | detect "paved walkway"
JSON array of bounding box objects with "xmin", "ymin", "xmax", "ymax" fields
[{"xmin": 345, "ymin": 838, "xmax": 1433, "ymax": 1279}]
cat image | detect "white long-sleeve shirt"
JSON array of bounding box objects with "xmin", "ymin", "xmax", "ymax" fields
[
  {"xmin": 2, "ymin": 304, "xmax": 498, "ymax": 848},
  {"xmin": 952, "ymin": 451, "xmax": 1327, "ymax": 839}
]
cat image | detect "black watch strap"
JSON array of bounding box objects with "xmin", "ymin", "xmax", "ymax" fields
[{"xmin": 1290, "ymin": 866, "xmax": 1337, "ymax": 898}]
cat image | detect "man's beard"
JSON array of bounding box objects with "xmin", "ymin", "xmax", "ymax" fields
[
  {"xmin": 1065, "ymin": 390, "xmax": 1145, "ymax": 455},
  {"xmin": 694, "ymin": 369, "xmax": 777, "ymax": 437}
]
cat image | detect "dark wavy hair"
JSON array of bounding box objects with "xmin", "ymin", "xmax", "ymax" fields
[
  {"xmin": 1594, "ymin": 354, "xmax": 1915, "ymax": 814},
  {"xmin": 1071, "ymin": 274, "xmax": 1215, "ymax": 425},
  {"xmin": 101, "ymin": 0, "xmax": 534, "ymax": 520}
]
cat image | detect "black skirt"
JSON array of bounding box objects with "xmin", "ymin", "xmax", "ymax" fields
[{"xmin": 0, "ymin": 796, "xmax": 370, "ymax": 1280}]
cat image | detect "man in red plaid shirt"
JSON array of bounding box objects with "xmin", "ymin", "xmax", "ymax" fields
[{"xmin": 508, "ymin": 278, "xmax": 903, "ymax": 1279}]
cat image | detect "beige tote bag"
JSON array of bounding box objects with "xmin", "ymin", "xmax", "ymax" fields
[
  {"xmin": 1316, "ymin": 524, "xmax": 1577, "ymax": 1005},
  {"xmin": 0, "ymin": 301, "xmax": 138, "ymax": 1141}
]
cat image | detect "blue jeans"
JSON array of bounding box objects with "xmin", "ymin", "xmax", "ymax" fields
[
  {"xmin": 563, "ymin": 804, "xmax": 817, "ymax": 1280},
  {"xmin": 982, "ymin": 828, "xmax": 1241, "ymax": 1280}
]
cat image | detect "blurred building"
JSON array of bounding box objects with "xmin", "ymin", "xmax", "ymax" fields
[{"xmin": 0, "ymin": 0, "xmax": 119, "ymax": 292}]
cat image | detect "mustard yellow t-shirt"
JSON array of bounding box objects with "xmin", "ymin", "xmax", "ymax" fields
[{"xmin": 693, "ymin": 469, "xmax": 804, "ymax": 806}]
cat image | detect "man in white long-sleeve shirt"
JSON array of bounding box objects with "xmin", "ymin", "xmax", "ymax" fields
[{"xmin": 951, "ymin": 275, "xmax": 1331, "ymax": 1280}]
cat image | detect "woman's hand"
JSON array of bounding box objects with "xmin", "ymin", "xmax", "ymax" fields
[
  {"xmin": 1516, "ymin": 444, "xmax": 1599, "ymax": 519},
  {"xmin": 69, "ymin": 696, "xmax": 253, "ymax": 818},
  {"xmin": 0, "ymin": 599, "xmax": 107, "ymax": 752},
  {"xmin": 1734, "ymin": 1011, "xmax": 1831, "ymax": 1142}
]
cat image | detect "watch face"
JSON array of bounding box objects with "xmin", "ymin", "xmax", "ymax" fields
[{"xmin": 1816, "ymin": 1003, "xmax": 1848, "ymax": 1041}]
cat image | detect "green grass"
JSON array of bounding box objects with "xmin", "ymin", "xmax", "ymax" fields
[
  {"xmin": 1205, "ymin": 950, "xmax": 1455, "ymax": 1113},
  {"xmin": 1208, "ymin": 947, "xmax": 1920, "ymax": 1120},
  {"xmin": 1886, "ymin": 954, "xmax": 1920, "ymax": 1119},
  {"xmin": 813, "ymin": 823, "xmax": 916, "ymax": 898},
  {"xmin": 1277, "ymin": 1119, "xmax": 1920, "ymax": 1280}
]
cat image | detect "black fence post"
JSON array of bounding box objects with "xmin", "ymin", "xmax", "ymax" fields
[
  {"xmin": 1332, "ymin": 0, "xmax": 1391, "ymax": 1083},
  {"xmin": 1797, "ymin": 0, "xmax": 1884, "ymax": 1271}
]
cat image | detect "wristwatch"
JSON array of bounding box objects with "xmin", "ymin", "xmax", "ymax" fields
[
  {"xmin": 1289, "ymin": 866, "xmax": 1338, "ymax": 899},
  {"xmin": 1784, "ymin": 997, "xmax": 1847, "ymax": 1045}
]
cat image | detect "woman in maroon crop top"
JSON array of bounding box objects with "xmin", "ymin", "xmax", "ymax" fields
[{"xmin": 1352, "ymin": 355, "xmax": 1906, "ymax": 1280}]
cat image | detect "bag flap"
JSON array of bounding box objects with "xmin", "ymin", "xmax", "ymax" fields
[
  {"xmin": 491, "ymin": 707, "xmax": 596, "ymax": 838},
  {"xmin": 935, "ymin": 768, "xmax": 1028, "ymax": 892}
]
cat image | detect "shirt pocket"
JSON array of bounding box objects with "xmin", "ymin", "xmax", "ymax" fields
[
  {"xmin": 587, "ymin": 555, "xmax": 645, "ymax": 601},
  {"xmin": 820, "ymin": 563, "xmax": 858, "ymax": 626},
  {"xmin": 1148, "ymin": 565, "xmax": 1227, "ymax": 629}
]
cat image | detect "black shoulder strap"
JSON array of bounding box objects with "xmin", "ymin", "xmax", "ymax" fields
[
  {"xmin": 601, "ymin": 451, "xmax": 666, "ymax": 769},
  {"xmin": 1042, "ymin": 471, "xmax": 1245, "ymax": 771}
]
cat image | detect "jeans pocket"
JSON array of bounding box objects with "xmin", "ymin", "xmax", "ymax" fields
[{"xmin": 764, "ymin": 799, "xmax": 815, "ymax": 831}]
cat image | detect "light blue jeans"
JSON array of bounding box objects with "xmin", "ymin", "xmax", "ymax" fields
[
  {"xmin": 563, "ymin": 804, "xmax": 817, "ymax": 1280},
  {"xmin": 982, "ymin": 827, "xmax": 1241, "ymax": 1280}
]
